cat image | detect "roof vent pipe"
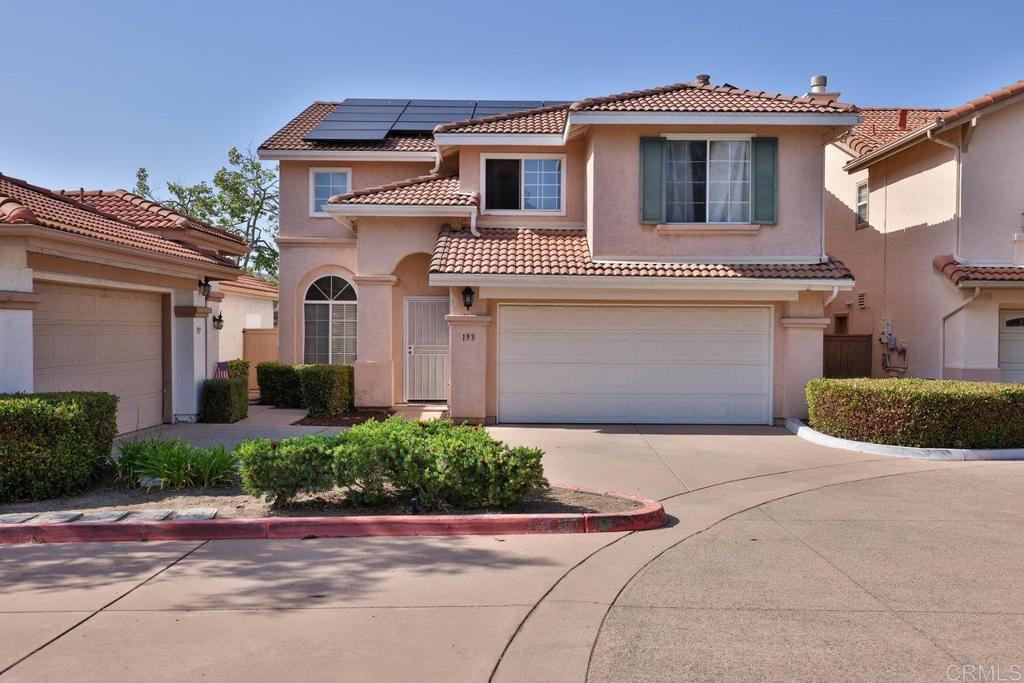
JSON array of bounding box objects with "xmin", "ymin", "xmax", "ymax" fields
[
  {"xmin": 694, "ymin": 74, "xmax": 711, "ymax": 86},
  {"xmin": 809, "ymin": 75, "xmax": 828, "ymax": 94}
]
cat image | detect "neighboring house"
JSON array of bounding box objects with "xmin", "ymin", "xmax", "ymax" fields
[
  {"xmin": 0, "ymin": 176, "xmax": 242, "ymax": 433},
  {"xmin": 259, "ymin": 75, "xmax": 859, "ymax": 425},
  {"xmin": 53, "ymin": 190, "xmax": 279, "ymax": 366},
  {"xmin": 824, "ymin": 79, "xmax": 1024, "ymax": 381}
]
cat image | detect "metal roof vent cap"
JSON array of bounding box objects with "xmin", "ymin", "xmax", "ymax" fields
[
  {"xmin": 806, "ymin": 74, "xmax": 841, "ymax": 102},
  {"xmin": 694, "ymin": 74, "xmax": 711, "ymax": 86}
]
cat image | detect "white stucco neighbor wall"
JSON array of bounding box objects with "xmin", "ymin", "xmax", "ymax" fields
[
  {"xmin": 171, "ymin": 289, "xmax": 209, "ymax": 422},
  {"xmin": 218, "ymin": 293, "xmax": 275, "ymax": 362},
  {"xmin": 0, "ymin": 244, "xmax": 35, "ymax": 393}
]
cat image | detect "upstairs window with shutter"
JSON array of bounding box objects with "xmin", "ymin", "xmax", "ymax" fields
[{"xmin": 641, "ymin": 136, "xmax": 777, "ymax": 225}]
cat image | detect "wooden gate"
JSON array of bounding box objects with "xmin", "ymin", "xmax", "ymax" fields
[
  {"xmin": 242, "ymin": 328, "xmax": 278, "ymax": 393},
  {"xmin": 823, "ymin": 335, "xmax": 873, "ymax": 378}
]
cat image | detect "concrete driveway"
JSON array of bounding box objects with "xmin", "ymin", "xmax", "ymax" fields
[{"xmin": 2, "ymin": 421, "xmax": 1019, "ymax": 682}]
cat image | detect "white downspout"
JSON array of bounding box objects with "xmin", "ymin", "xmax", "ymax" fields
[
  {"xmin": 470, "ymin": 209, "xmax": 479, "ymax": 237},
  {"xmin": 927, "ymin": 129, "xmax": 962, "ymax": 261},
  {"xmin": 939, "ymin": 286, "xmax": 981, "ymax": 379},
  {"xmin": 824, "ymin": 285, "xmax": 839, "ymax": 307}
]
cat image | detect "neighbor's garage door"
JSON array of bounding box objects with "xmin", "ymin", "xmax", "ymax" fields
[
  {"xmin": 34, "ymin": 282, "xmax": 165, "ymax": 433},
  {"xmin": 498, "ymin": 305, "xmax": 772, "ymax": 424}
]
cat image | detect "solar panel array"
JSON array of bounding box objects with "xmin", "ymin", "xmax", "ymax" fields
[{"xmin": 303, "ymin": 98, "xmax": 567, "ymax": 142}]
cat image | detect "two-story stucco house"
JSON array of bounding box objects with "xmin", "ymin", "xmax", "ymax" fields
[
  {"xmin": 260, "ymin": 76, "xmax": 860, "ymax": 424},
  {"xmin": 825, "ymin": 79, "xmax": 1024, "ymax": 381}
]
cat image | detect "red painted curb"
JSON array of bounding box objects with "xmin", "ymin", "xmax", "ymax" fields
[{"xmin": 0, "ymin": 484, "xmax": 665, "ymax": 544}]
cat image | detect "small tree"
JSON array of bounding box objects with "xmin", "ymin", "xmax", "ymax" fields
[{"xmin": 135, "ymin": 147, "xmax": 279, "ymax": 278}]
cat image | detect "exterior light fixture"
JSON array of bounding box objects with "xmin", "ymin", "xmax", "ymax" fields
[
  {"xmin": 462, "ymin": 286, "xmax": 474, "ymax": 310},
  {"xmin": 198, "ymin": 278, "xmax": 212, "ymax": 297},
  {"xmin": 212, "ymin": 312, "xmax": 225, "ymax": 330}
]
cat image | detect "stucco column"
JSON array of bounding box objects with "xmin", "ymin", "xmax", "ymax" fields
[
  {"xmin": 354, "ymin": 274, "xmax": 396, "ymax": 408},
  {"xmin": 171, "ymin": 291, "xmax": 210, "ymax": 422},
  {"xmin": 0, "ymin": 245, "xmax": 39, "ymax": 393},
  {"xmin": 780, "ymin": 316, "xmax": 829, "ymax": 420},
  {"xmin": 446, "ymin": 314, "xmax": 491, "ymax": 424}
]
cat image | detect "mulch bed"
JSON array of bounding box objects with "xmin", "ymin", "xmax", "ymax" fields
[
  {"xmin": 293, "ymin": 408, "xmax": 395, "ymax": 426},
  {"xmin": 0, "ymin": 484, "xmax": 641, "ymax": 520}
]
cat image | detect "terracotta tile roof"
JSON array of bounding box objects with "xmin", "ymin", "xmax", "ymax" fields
[
  {"xmin": 0, "ymin": 173, "xmax": 236, "ymax": 269},
  {"xmin": 570, "ymin": 81, "xmax": 856, "ymax": 114},
  {"xmin": 841, "ymin": 108, "xmax": 944, "ymax": 157},
  {"xmin": 434, "ymin": 104, "xmax": 569, "ymax": 135},
  {"xmin": 934, "ymin": 254, "xmax": 1024, "ymax": 285},
  {"xmin": 431, "ymin": 228, "xmax": 853, "ymax": 280},
  {"xmin": 259, "ymin": 102, "xmax": 435, "ymax": 153},
  {"xmin": 938, "ymin": 79, "xmax": 1024, "ymax": 128},
  {"xmin": 55, "ymin": 189, "xmax": 246, "ymax": 245},
  {"xmin": 328, "ymin": 174, "xmax": 478, "ymax": 207},
  {"xmin": 221, "ymin": 273, "xmax": 278, "ymax": 295}
]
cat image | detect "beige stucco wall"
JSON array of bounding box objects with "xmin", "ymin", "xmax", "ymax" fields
[
  {"xmin": 587, "ymin": 125, "xmax": 828, "ymax": 262},
  {"xmin": 217, "ymin": 293, "xmax": 275, "ymax": 362},
  {"xmin": 823, "ymin": 104, "xmax": 1024, "ymax": 379}
]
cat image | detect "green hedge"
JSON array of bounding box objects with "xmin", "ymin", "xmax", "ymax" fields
[
  {"xmin": 226, "ymin": 359, "xmax": 250, "ymax": 381},
  {"xmin": 199, "ymin": 377, "xmax": 249, "ymax": 423},
  {"xmin": 298, "ymin": 364, "xmax": 353, "ymax": 417},
  {"xmin": 237, "ymin": 418, "xmax": 547, "ymax": 510},
  {"xmin": 0, "ymin": 392, "xmax": 118, "ymax": 502},
  {"xmin": 806, "ymin": 378, "xmax": 1024, "ymax": 448},
  {"xmin": 256, "ymin": 362, "xmax": 304, "ymax": 408}
]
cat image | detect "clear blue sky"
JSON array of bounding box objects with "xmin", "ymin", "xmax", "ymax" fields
[{"xmin": 4, "ymin": 0, "xmax": 1021, "ymax": 192}]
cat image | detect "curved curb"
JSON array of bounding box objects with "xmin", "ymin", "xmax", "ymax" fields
[
  {"xmin": 0, "ymin": 484, "xmax": 665, "ymax": 545},
  {"xmin": 785, "ymin": 418, "xmax": 1024, "ymax": 461}
]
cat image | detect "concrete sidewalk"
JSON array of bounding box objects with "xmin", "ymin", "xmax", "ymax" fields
[{"xmin": 3, "ymin": 425, "xmax": 1015, "ymax": 682}]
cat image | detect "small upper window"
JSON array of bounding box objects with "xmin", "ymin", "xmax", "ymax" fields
[
  {"xmin": 1006, "ymin": 317, "xmax": 1024, "ymax": 328},
  {"xmin": 664, "ymin": 139, "xmax": 751, "ymax": 224},
  {"xmin": 483, "ymin": 156, "xmax": 563, "ymax": 213},
  {"xmin": 855, "ymin": 181, "xmax": 869, "ymax": 227},
  {"xmin": 311, "ymin": 169, "xmax": 351, "ymax": 216}
]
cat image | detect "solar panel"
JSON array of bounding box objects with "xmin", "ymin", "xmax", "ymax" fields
[{"xmin": 302, "ymin": 98, "xmax": 569, "ymax": 142}]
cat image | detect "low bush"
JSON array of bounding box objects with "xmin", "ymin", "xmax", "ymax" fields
[
  {"xmin": 226, "ymin": 359, "xmax": 250, "ymax": 381},
  {"xmin": 332, "ymin": 418, "xmax": 423, "ymax": 505},
  {"xmin": 111, "ymin": 436, "xmax": 238, "ymax": 489},
  {"xmin": 256, "ymin": 362, "xmax": 304, "ymax": 408},
  {"xmin": 236, "ymin": 435, "xmax": 341, "ymax": 506},
  {"xmin": 199, "ymin": 377, "xmax": 248, "ymax": 423},
  {"xmin": 806, "ymin": 378, "xmax": 1024, "ymax": 449},
  {"xmin": 298, "ymin": 364, "xmax": 353, "ymax": 417},
  {"xmin": 0, "ymin": 392, "xmax": 118, "ymax": 503}
]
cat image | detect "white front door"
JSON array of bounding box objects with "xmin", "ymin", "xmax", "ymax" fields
[
  {"xmin": 405, "ymin": 297, "xmax": 450, "ymax": 402},
  {"xmin": 498, "ymin": 305, "xmax": 773, "ymax": 424},
  {"xmin": 999, "ymin": 310, "xmax": 1024, "ymax": 382}
]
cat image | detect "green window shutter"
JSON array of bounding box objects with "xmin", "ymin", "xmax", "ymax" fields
[
  {"xmin": 751, "ymin": 137, "xmax": 778, "ymax": 224},
  {"xmin": 639, "ymin": 137, "xmax": 665, "ymax": 224}
]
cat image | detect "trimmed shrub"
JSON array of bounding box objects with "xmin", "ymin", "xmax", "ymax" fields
[
  {"xmin": 0, "ymin": 392, "xmax": 117, "ymax": 502},
  {"xmin": 226, "ymin": 359, "xmax": 250, "ymax": 381},
  {"xmin": 806, "ymin": 378, "xmax": 1024, "ymax": 448},
  {"xmin": 256, "ymin": 362, "xmax": 303, "ymax": 408},
  {"xmin": 236, "ymin": 434, "xmax": 341, "ymax": 506},
  {"xmin": 332, "ymin": 417, "xmax": 424, "ymax": 505},
  {"xmin": 199, "ymin": 377, "xmax": 249, "ymax": 423},
  {"xmin": 299, "ymin": 364, "xmax": 354, "ymax": 417}
]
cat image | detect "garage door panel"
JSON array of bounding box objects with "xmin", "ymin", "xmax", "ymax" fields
[
  {"xmin": 34, "ymin": 283, "xmax": 164, "ymax": 433},
  {"xmin": 498, "ymin": 305, "xmax": 772, "ymax": 424}
]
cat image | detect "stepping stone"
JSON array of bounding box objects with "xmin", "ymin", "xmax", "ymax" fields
[
  {"xmin": 78, "ymin": 511, "xmax": 129, "ymax": 523},
  {"xmin": 124, "ymin": 509, "xmax": 173, "ymax": 522},
  {"xmin": 34, "ymin": 512, "xmax": 82, "ymax": 524},
  {"xmin": 173, "ymin": 508, "xmax": 217, "ymax": 521},
  {"xmin": 0, "ymin": 513, "xmax": 38, "ymax": 524}
]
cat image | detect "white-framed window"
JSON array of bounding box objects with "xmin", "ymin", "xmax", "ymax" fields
[
  {"xmin": 855, "ymin": 181, "xmax": 869, "ymax": 227},
  {"xmin": 309, "ymin": 168, "xmax": 351, "ymax": 217},
  {"xmin": 303, "ymin": 276, "xmax": 357, "ymax": 364},
  {"xmin": 664, "ymin": 138, "xmax": 751, "ymax": 224},
  {"xmin": 480, "ymin": 153, "xmax": 565, "ymax": 214}
]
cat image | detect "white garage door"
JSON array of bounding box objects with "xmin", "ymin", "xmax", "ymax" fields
[
  {"xmin": 498, "ymin": 305, "xmax": 772, "ymax": 424},
  {"xmin": 999, "ymin": 310, "xmax": 1024, "ymax": 382},
  {"xmin": 34, "ymin": 282, "xmax": 165, "ymax": 433}
]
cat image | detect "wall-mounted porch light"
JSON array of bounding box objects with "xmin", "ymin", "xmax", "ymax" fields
[
  {"xmin": 462, "ymin": 286, "xmax": 475, "ymax": 310},
  {"xmin": 212, "ymin": 312, "xmax": 225, "ymax": 330},
  {"xmin": 198, "ymin": 278, "xmax": 212, "ymax": 298}
]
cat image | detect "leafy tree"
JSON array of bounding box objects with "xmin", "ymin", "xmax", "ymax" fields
[{"xmin": 134, "ymin": 147, "xmax": 279, "ymax": 278}]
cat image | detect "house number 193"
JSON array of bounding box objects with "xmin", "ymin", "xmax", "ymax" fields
[{"xmin": 461, "ymin": 332, "xmax": 476, "ymax": 342}]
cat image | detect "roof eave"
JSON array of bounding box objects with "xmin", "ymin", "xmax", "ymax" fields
[
  {"xmin": 428, "ymin": 272, "xmax": 854, "ymax": 291},
  {"xmin": 432, "ymin": 133, "xmax": 564, "ymax": 147},
  {"xmin": 257, "ymin": 149, "xmax": 437, "ymax": 162},
  {"xmin": 323, "ymin": 204, "xmax": 476, "ymax": 217},
  {"xmin": 567, "ymin": 111, "xmax": 861, "ymax": 126}
]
